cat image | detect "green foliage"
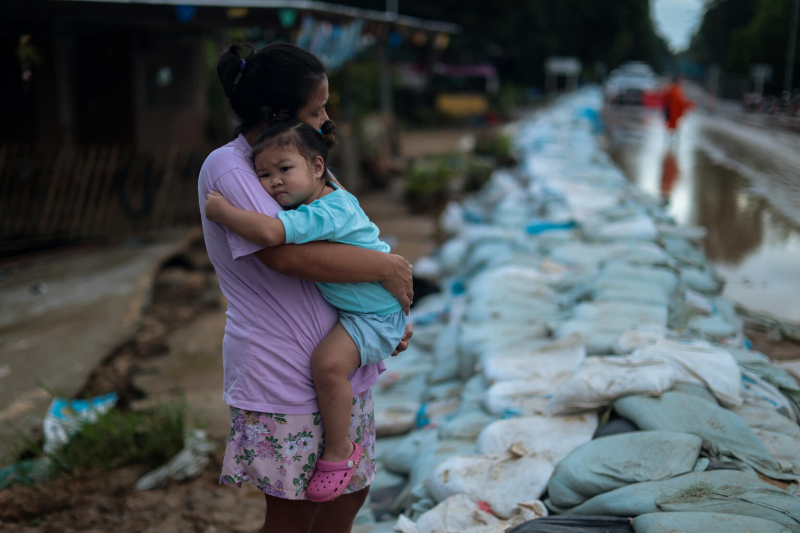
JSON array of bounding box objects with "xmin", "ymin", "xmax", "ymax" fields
[
  {"xmin": 405, "ymin": 155, "xmax": 460, "ymax": 197},
  {"xmin": 688, "ymin": 0, "xmax": 800, "ymax": 92},
  {"xmin": 338, "ymin": 0, "xmax": 671, "ymax": 84},
  {"xmin": 464, "ymin": 157, "xmax": 494, "ymax": 192},
  {"xmin": 52, "ymin": 402, "xmax": 186, "ymax": 473},
  {"xmin": 473, "ymin": 132, "xmax": 515, "ymax": 167}
]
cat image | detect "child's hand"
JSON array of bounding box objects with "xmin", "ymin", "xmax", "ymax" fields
[{"xmin": 205, "ymin": 191, "xmax": 232, "ymax": 223}]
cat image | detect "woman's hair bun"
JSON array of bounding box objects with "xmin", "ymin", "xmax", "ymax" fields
[
  {"xmin": 216, "ymin": 43, "xmax": 254, "ymax": 98},
  {"xmin": 320, "ymin": 120, "xmax": 338, "ymax": 149}
]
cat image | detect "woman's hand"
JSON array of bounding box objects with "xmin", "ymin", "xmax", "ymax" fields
[
  {"xmin": 391, "ymin": 322, "xmax": 413, "ymax": 356},
  {"xmin": 205, "ymin": 191, "xmax": 232, "ymax": 223},
  {"xmin": 381, "ymin": 254, "xmax": 413, "ymax": 315}
]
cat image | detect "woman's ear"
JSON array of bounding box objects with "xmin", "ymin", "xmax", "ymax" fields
[{"xmin": 313, "ymin": 156, "xmax": 325, "ymax": 179}]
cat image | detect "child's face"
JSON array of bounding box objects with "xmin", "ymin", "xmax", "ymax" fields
[{"xmin": 255, "ymin": 147, "xmax": 324, "ymax": 207}]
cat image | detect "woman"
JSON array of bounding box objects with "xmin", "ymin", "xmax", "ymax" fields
[{"xmin": 198, "ymin": 43, "xmax": 413, "ymax": 533}]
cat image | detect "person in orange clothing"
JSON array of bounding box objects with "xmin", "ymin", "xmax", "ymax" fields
[
  {"xmin": 659, "ymin": 150, "xmax": 679, "ymax": 207},
  {"xmin": 662, "ymin": 75, "xmax": 694, "ymax": 143}
]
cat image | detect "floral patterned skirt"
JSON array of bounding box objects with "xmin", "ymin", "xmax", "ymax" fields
[{"xmin": 219, "ymin": 388, "xmax": 376, "ymax": 500}]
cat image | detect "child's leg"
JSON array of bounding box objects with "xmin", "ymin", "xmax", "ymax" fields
[{"xmin": 312, "ymin": 322, "xmax": 362, "ymax": 463}]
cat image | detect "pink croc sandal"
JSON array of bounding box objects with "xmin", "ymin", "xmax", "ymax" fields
[{"xmin": 306, "ymin": 442, "xmax": 363, "ymax": 503}]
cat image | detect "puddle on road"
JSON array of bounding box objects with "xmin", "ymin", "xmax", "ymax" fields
[{"xmin": 604, "ymin": 106, "xmax": 800, "ymax": 322}]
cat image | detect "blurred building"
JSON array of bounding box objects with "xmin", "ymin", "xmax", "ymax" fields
[{"xmin": 0, "ymin": 0, "xmax": 458, "ymax": 254}]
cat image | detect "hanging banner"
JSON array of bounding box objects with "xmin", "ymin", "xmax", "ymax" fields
[{"xmin": 295, "ymin": 16, "xmax": 367, "ymax": 71}]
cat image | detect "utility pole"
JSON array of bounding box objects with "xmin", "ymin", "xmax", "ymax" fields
[
  {"xmin": 380, "ymin": 0, "xmax": 400, "ymax": 157},
  {"xmin": 785, "ymin": 0, "xmax": 800, "ymax": 91}
]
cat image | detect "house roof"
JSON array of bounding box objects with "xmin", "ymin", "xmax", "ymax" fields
[{"xmin": 52, "ymin": 0, "xmax": 462, "ymax": 33}]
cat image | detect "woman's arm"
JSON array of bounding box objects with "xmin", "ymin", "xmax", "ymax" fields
[
  {"xmin": 206, "ymin": 191, "xmax": 286, "ymax": 247},
  {"xmin": 255, "ymin": 243, "xmax": 414, "ymax": 314}
]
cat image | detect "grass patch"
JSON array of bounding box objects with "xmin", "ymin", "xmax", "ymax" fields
[
  {"xmin": 52, "ymin": 400, "xmax": 186, "ymax": 473},
  {"xmin": 2, "ymin": 399, "xmax": 187, "ymax": 491}
]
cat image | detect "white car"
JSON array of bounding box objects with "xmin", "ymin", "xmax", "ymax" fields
[{"xmin": 605, "ymin": 70, "xmax": 658, "ymax": 105}]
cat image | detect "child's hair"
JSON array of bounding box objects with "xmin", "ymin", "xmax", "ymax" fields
[
  {"xmin": 251, "ymin": 112, "xmax": 338, "ymax": 177},
  {"xmin": 217, "ymin": 42, "xmax": 327, "ymax": 137}
]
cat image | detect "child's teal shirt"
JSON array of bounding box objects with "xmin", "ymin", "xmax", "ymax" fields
[{"xmin": 277, "ymin": 186, "xmax": 403, "ymax": 316}]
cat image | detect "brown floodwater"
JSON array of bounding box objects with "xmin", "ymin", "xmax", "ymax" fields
[{"xmin": 604, "ymin": 106, "xmax": 800, "ymax": 322}]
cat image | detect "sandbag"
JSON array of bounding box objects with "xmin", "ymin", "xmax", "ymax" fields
[
  {"xmin": 596, "ymin": 263, "xmax": 678, "ymax": 295},
  {"xmin": 631, "ymin": 339, "xmax": 742, "ymax": 408},
  {"xmin": 507, "ymin": 516, "xmax": 633, "ymax": 533},
  {"xmin": 613, "ymin": 325, "xmax": 666, "ymax": 354},
  {"xmin": 476, "ymin": 414, "xmax": 598, "ymax": 464},
  {"xmin": 427, "ymin": 451, "xmax": 554, "ymax": 518},
  {"xmin": 565, "ymin": 470, "xmax": 800, "ymax": 531},
  {"xmin": 438, "ymin": 411, "xmax": 495, "ymax": 441},
  {"xmin": 614, "ymin": 392, "xmax": 788, "ymax": 481},
  {"xmin": 680, "ymin": 266, "xmax": 723, "ymax": 294},
  {"xmin": 582, "ymin": 215, "xmax": 658, "ymax": 241},
  {"xmin": 546, "ymin": 431, "xmax": 704, "ymax": 512},
  {"xmin": 399, "ymin": 494, "xmax": 547, "ymax": 533},
  {"xmin": 546, "ymin": 355, "xmax": 676, "ymax": 415},
  {"xmin": 737, "ymin": 405, "xmax": 800, "ymax": 476},
  {"xmin": 632, "ymin": 512, "xmax": 790, "ymax": 533},
  {"xmin": 482, "ymin": 338, "xmax": 585, "ymax": 385},
  {"xmin": 483, "ymin": 380, "xmax": 550, "ymax": 416}
]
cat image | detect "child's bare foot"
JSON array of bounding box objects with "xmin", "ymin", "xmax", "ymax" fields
[{"xmin": 320, "ymin": 440, "xmax": 354, "ymax": 463}]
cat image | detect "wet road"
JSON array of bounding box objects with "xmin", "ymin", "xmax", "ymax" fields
[{"xmin": 604, "ymin": 105, "xmax": 800, "ymax": 322}]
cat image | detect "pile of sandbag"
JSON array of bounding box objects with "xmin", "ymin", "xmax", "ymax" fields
[{"xmin": 363, "ymin": 89, "xmax": 800, "ymax": 533}]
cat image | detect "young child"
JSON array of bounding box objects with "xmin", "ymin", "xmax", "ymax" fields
[{"xmin": 205, "ymin": 117, "xmax": 407, "ymax": 503}]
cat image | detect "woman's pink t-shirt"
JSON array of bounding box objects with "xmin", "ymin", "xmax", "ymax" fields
[{"xmin": 198, "ymin": 134, "xmax": 385, "ymax": 414}]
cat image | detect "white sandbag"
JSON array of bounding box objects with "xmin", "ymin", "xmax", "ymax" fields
[
  {"xmin": 572, "ymin": 301, "xmax": 669, "ymax": 329},
  {"xmin": 593, "ymin": 282, "xmax": 670, "ymax": 307},
  {"xmin": 476, "ymin": 414, "xmax": 598, "ymax": 463},
  {"xmin": 400, "ymin": 495, "xmax": 547, "ymax": 533},
  {"xmin": 384, "ymin": 430, "xmax": 436, "ymax": 475},
  {"xmin": 483, "ymin": 380, "xmax": 551, "ymax": 416},
  {"xmin": 598, "ymin": 263, "xmax": 679, "ymax": 295},
  {"xmin": 582, "ymin": 215, "xmax": 658, "ymax": 241},
  {"xmin": 741, "ymin": 370, "xmax": 795, "ymax": 417},
  {"xmin": 460, "ymin": 324, "xmax": 550, "ymax": 367},
  {"xmin": 683, "ymin": 289, "xmax": 714, "ymax": 315},
  {"xmin": 438, "ymin": 411, "xmax": 495, "ymax": 441},
  {"xmin": 427, "ymin": 451, "xmax": 554, "ymax": 518},
  {"xmin": 688, "ymin": 314, "xmax": 740, "ymax": 340},
  {"xmin": 439, "ymin": 201, "xmax": 466, "ymax": 236},
  {"xmin": 633, "ymin": 339, "xmax": 743, "ymax": 408},
  {"xmin": 410, "ymin": 436, "xmax": 477, "ymax": 487},
  {"xmin": 464, "ymin": 265, "xmax": 560, "ymax": 324},
  {"xmin": 428, "ymin": 325, "xmax": 459, "ymax": 386},
  {"xmin": 546, "ymin": 355, "xmax": 677, "ymax": 415},
  {"xmin": 737, "ymin": 405, "xmax": 800, "ymax": 475},
  {"xmin": 438, "ymin": 238, "xmax": 470, "ymax": 276},
  {"xmin": 459, "ymin": 375, "xmax": 488, "ymax": 414},
  {"xmin": 482, "ymin": 337, "xmax": 585, "ymax": 385},
  {"xmin": 375, "ymin": 402, "xmax": 420, "ymax": 437},
  {"xmin": 557, "ymin": 301, "xmax": 668, "ymax": 354},
  {"xmin": 411, "ymin": 494, "xmax": 497, "ymax": 533},
  {"xmin": 752, "ymin": 429, "xmax": 800, "ymax": 475},
  {"xmin": 680, "ymin": 266, "xmax": 722, "ymax": 294},
  {"xmin": 613, "ymin": 324, "xmax": 667, "ymax": 354}
]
